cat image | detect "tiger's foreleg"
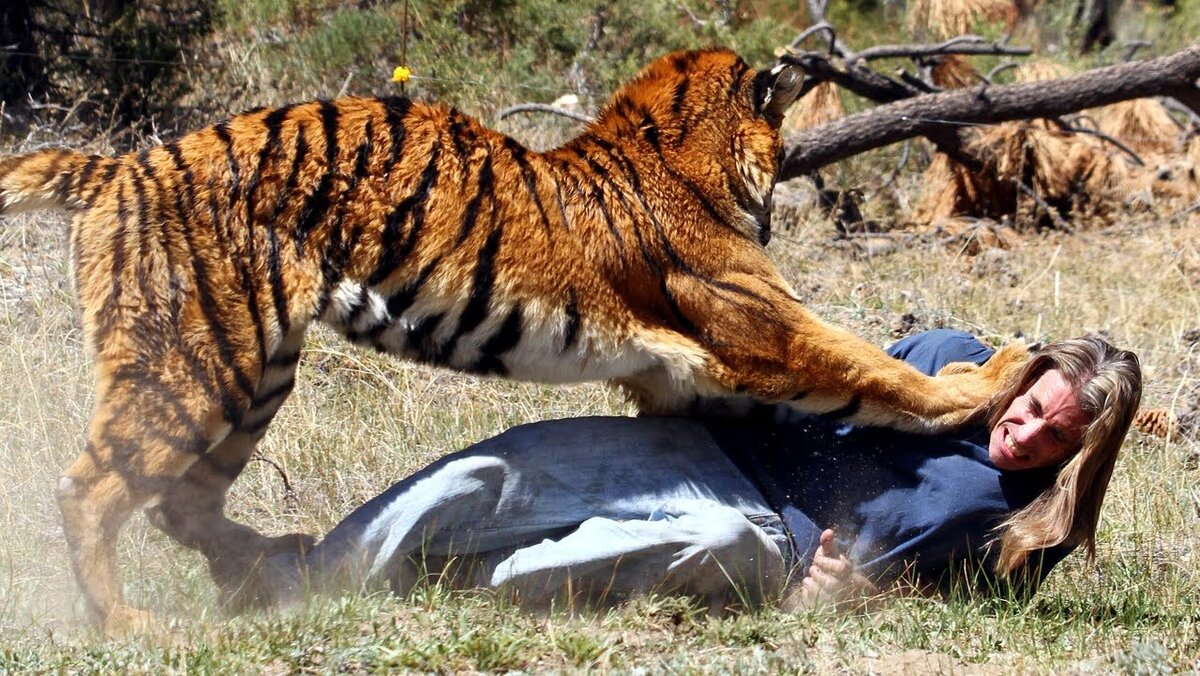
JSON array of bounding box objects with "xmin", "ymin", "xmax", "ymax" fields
[
  {"xmin": 672, "ymin": 271, "xmax": 1028, "ymax": 432},
  {"xmin": 727, "ymin": 321, "xmax": 1028, "ymax": 431}
]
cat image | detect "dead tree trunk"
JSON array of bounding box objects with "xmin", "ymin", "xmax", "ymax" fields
[{"xmin": 780, "ymin": 45, "xmax": 1200, "ymax": 181}]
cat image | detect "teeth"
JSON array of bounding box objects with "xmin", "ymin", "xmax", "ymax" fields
[{"xmin": 1005, "ymin": 431, "xmax": 1025, "ymax": 460}]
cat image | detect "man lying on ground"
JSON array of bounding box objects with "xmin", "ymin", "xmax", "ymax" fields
[{"xmin": 246, "ymin": 329, "xmax": 1142, "ymax": 612}]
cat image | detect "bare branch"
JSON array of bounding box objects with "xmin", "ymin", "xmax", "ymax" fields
[
  {"xmin": 497, "ymin": 103, "xmax": 594, "ymax": 124},
  {"xmin": 987, "ymin": 61, "xmax": 1021, "ymax": 81},
  {"xmin": 849, "ymin": 36, "xmax": 1031, "ymax": 64},
  {"xmin": 1051, "ymin": 119, "xmax": 1145, "ymax": 166},
  {"xmin": 1123, "ymin": 40, "xmax": 1152, "ymax": 62},
  {"xmin": 788, "ymin": 21, "xmax": 837, "ymax": 54}
]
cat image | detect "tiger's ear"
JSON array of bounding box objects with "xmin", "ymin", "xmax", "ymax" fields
[{"xmin": 752, "ymin": 62, "xmax": 806, "ymax": 128}]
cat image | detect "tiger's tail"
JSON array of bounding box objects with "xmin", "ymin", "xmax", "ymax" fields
[{"xmin": 0, "ymin": 150, "xmax": 114, "ymax": 216}]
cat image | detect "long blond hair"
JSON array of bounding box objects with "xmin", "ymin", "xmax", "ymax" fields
[{"xmin": 987, "ymin": 335, "xmax": 1142, "ymax": 577}]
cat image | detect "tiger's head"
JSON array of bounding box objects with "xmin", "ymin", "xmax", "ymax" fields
[{"xmin": 586, "ymin": 49, "xmax": 806, "ymax": 246}]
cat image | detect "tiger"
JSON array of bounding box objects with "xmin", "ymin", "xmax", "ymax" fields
[{"xmin": 0, "ymin": 48, "xmax": 1028, "ymax": 632}]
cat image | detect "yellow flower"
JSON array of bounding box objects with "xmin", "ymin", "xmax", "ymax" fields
[{"xmin": 392, "ymin": 66, "xmax": 412, "ymax": 83}]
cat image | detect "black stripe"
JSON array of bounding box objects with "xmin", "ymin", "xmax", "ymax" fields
[
  {"xmin": 182, "ymin": 186, "xmax": 257, "ymax": 401},
  {"xmin": 242, "ymin": 412, "xmax": 278, "ymax": 437},
  {"xmin": 320, "ymin": 100, "xmax": 339, "ymax": 165},
  {"xmin": 505, "ymin": 138, "xmax": 552, "ymax": 234},
  {"xmin": 354, "ymin": 118, "xmax": 373, "ymax": 182},
  {"xmin": 269, "ymin": 125, "xmax": 310, "ymax": 223},
  {"xmin": 408, "ymin": 312, "xmax": 446, "ymax": 363},
  {"xmin": 314, "ymin": 207, "xmax": 349, "ymax": 319},
  {"xmin": 727, "ymin": 59, "xmax": 751, "ymax": 102},
  {"xmin": 671, "ymin": 78, "xmax": 691, "ymax": 144},
  {"xmin": 251, "ymin": 376, "xmax": 296, "ymax": 408},
  {"xmin": 267, "ymin": 349, "xmax": 301, "ymax": 367},
  {"xmin": 369, "ymin": 145, "xmax": 440, "ymax": 286},
  {"xmin": 671, "ymin": 77, "xmax": 690, "ymax": 115},
  {"xmin": 825, "ymin": 395, "xmax": 862, "ymax": 421},
  {"xmin": 128, "ymin": 162, "xmax": 157, "ymax": 318},
  {"xmin": 43, "ymin": 152, "xmax": 73, "ymax": 203},
  {"xmin": 447, "ymin": 108, "xmax": 469, "ymax": 168},
  {"xmin": 473, "ymin": 306, "xmax": 523, "ymax": 376},
  {"xmin": 671, "ymin": 51, "xmax": 698, "ymax": 74},
  {"xmin": 640, "ymin": 111, "xmax": 660, "ymax": 152},
  {"xmin": 440, "ymin": 224, "xmax": 504, "ymax": 361},
  {"xmin": 550, "ymin": 173, "xmax": 570, "ymax": 230},
  {"xmin": 84, "ymin": 161, "xmax": 119, "ymax": 204},
  {"xmin": 790, "ymin": 390, "xmax": 810, "ymax": 401},
  {"xmin": 384, "ymin": 257, "xmax": 440, "ymax": 319},
  {"xmin": 265, "ymin": 219, "xmax": 290, "ymax": 335},
  {"xmin": 294, "ymin": 101, "xmax": 340, "ymax": 252},
  {"xmin": 245, "ymin": 104, "xmax": 294, "ymax": 225},
  {"xmin": 561, "ymin": 288, "xmax": 581, "ymax": 353},
  {"xmin": 69, "ymin": 155, "xmax": 101, "ymax": 206},
  {"xmin": 381, "ymin": 97, "xmax": 411, "ymax": 177},
  {"xmin": 213, "ymin": 122, "xmax": 241, "ymax": 204},
  {"xmin": 456, "ymin": 150, "xmax": 494, "ymax": 244}
]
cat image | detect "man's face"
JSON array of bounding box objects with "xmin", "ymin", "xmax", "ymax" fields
[{"xmin": 988, "ymin": 369, "xmax": 1090, "ymax": 471}]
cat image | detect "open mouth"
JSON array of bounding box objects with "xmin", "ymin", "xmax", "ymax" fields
[{"xmin": 1003, "ymin": 429, "xmax": 1028, "ymax": 464}]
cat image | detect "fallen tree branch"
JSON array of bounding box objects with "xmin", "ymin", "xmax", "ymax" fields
[{"xmin": 781, "ymin": 44, "xmax": 1200, "ymax": 180}]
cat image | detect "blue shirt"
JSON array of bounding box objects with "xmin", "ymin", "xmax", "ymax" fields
[{"xmin": 707, "ymin": 329, "xmax": 1071, "ymax": 596}]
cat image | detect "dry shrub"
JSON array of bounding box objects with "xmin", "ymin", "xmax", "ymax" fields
[
  {"xmin": 911, "ymin": 122, "xmax": 1126, "ymax": 228},
  {"xmin": 930, "ymin": 54, "xmax": 980, "ymax": 89},
  {"xmin": 1091, "ymin": 98, "xmax": 1183, "ymax": 155},
  {"xmin": 907, "ymin": 0, "xmax": 1020, "ymax": 39},
  {"xmin": 1011, "ymin": 60, "xmax": 1073, "ymax": 83},
  {"xmin": 911, "ymin": 152, "xmax": 1010, "ymax": 223},
  {"xmin": 783, "ymin": 81, "xmax": 844, "ymax": 132}
]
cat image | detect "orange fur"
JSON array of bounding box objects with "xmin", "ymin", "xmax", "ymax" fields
[{"xmin": 0, "ymin": 49, "xmax": 1028, "ymax": 630}]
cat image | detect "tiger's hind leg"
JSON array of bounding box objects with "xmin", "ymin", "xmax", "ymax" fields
[
  {"xmin": 143, "ymin": 330, "xmax": 310, "ymax": 612},
  {"xmin": 57, "ymin": 363, "xmax": 239, "ymax": 634}
]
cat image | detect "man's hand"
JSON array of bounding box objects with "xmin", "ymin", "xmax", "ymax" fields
[{"xmin": 792, "ymin": 529, "xmax": 877, "ymax": 610}]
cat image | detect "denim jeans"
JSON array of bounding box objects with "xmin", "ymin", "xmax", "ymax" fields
[{"xmin": 258, "ymin": 416, "xmax": 791, "ymax": 609}]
